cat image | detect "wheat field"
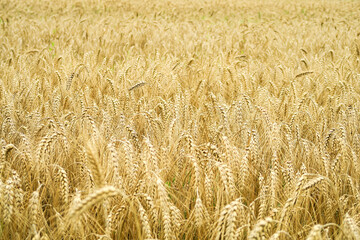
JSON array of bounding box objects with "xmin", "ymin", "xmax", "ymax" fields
[{"xmin": 1, "ymin": 0, "xmax": 360, "ymax": 239}]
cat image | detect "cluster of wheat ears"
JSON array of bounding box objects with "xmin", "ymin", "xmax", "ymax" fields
[{"xmin": 1, "ymin": 0, "xmax": 360, "ymax": 239}]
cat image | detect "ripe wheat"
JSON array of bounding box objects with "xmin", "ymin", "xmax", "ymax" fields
[{"xmin": 0, "ymin": 0, "xmax": 360, "ymax": 238}]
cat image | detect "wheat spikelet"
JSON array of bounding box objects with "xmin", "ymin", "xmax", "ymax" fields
[
  {"xmin": 215, "ymin": 162, "xmax": 236, "ymax": 201},
  {"xmin": 169, "ymin": 203, "xmax": 182, "ymax": 234},
  {"xmin": 139, "ymin": 193, "xmax": 158, "ymax": 229},
  {"xmin": 306, "ymin": 224, "xmax": 323, "ymax": 240},
  {"xmin": 137, "ymin": 201, "xmax": 153, "ymax": 239},
  {"xmin": 106, "ymin": 78, "xmax": 116, "ymax": 94},
  {"xmin": 233, "ymin": 226, "xmax": 248, "ymax": 240},
  {"xmin": 126, "ymin": 126, "xmax": 140, "ymax": 151},
  {"xmin": 66, "ymin": 72, "xmax": 75, "ymax": 90},
  {"xmin": 300, "ymin": 163, "xmax": 308, "ymax": 175},
  {"xmin": 121, "ymin": 139, "xmax": 138, "ymax": 188},
  {"xmin": 105, "ymin": 205, "xmax": 126, "ymax": 237},
  {"xmin": 55, "ymin": 166, "xmax": 69, "ymax": 205},
  {"xmin": 184, "ymin": 134, "xmax": 196, "ymax": 155},
  {"xmin": 284, "ymin": 158, "xmax": 295, "ymax": 197},
  {"xmin": 156, "ymin": 177, "xmax": 174, "ymax": 240},
  {"xmin": 19, "ymin": 133, "xmax": 33, "ymax": 163},
  {"xmin": 1, "ymin": 144, "xmax": 15, "ymax": 175},
  {"xmin": 9, "ymin": 170, "xmax": 24, "ymax": 217},
  {"xmin": 144, "ymin": 137, "xmax": 159, "ymax": 171},
  {"xmin": 105, "ymin": 208, "xmax": 115, "ymax": 237},
  {"xmin": 204, "ymin": 172, "xmax": 213, "ymax": 207},
  {"xmin": 347, "ymin": 176, "xmax": 360, "ymax": 201},
  {"xmin": 189, "ymin": 154, "xmax": 201, "ymax": 188},
  {"xmin": 107, "ymin": 138, "xmax": 120, "ymax": 181},
  {"xmin": 85, "ymin": 141, "xmax": 104, "ymax": 187},
  {"xmin": 270, "ymin": 151, "xmax": 280, "ymax": 209},
  {"xmin": 222, "ymin": 135, "xmax": 233, "ymax": 164},
  {"xmin": 350, "ymin": 149, "xmax": 360, "ymax": 176},
  {"xmin": 343, "ymin": 213, "xmax": 360, "ymax": 239},
  {"xmin": 214, "ymin": 203, "xmax": 231, "ymax": 240},
  {"xmin": 28, "ymin": 185, "xmax": 41, "ymax": 234},
  {"xmin": 193, "ymin": 189, "xmax": 210, "ymax": 229},
  {"xmin": 278, "ymin": 196, "xmax": 295, "ymax": 228},
  {"xmin": 249, "ymin": 130, "xmax": 260, "ymax": 167},
  {"xmin": 66, "ymin": 64, "xmax": 86, "ymax": 90},
  {"xmin": 1, "ymin": 144, "xmax": 15, "ymax": 161},
  {"xmin": 214, "ymin": 197, "xmax": 244, "ymax": 240},
  {"xmin": 302, "ymin": 176, "xmax": 325, "ymax": 191},
  {"xmin": 3, "ymin": 178, "xmax": 14, "ymax": 224},
  {"xmin": 258, "ymin": 174, "xmax": 268, "ymax": 220},
  {"xmin": 56, "ymin": 128, "xmax": 69, "ymax": 155},
  {"xmin": 67, "ymin": 186, "xmax": 121, "ymax": 221},
  {"xmin": 36, "ymin": 133, "xmax": 57, "ymax": 162},
  {"xmin": 218, "ymin": 105, "xmax": 229, "ymax": 135},
  {"xmin": 248, "ymin": 217, "xmax": 273, "ymax": 240},
  {"xmin": 129, "ymin": 82, "xmax": 147, "ymax": 91},
  {"xmin": 245, "ymin": 198, "xmax": 257, "ymax": 231},
  {"xmin": 240, "ymin": 148, "xmax": 250, "ymax": 191}
]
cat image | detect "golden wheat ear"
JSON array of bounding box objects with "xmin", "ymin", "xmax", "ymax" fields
[
  {"xmin": 84, "ymin": 140, "xmax": 105, "ymax": 187},
  {"xmin": 66, "ymin": 186, "xmax": 123, "ymax": 226},
  {"xmin": 129, "ymin": 82, "xmax": 147, "ymax": 91}
]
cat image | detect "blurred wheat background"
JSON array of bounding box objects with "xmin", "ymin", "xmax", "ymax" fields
[{"xmin": 1, "ymin": 0, "xmax": 360, "ymax": 239}]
